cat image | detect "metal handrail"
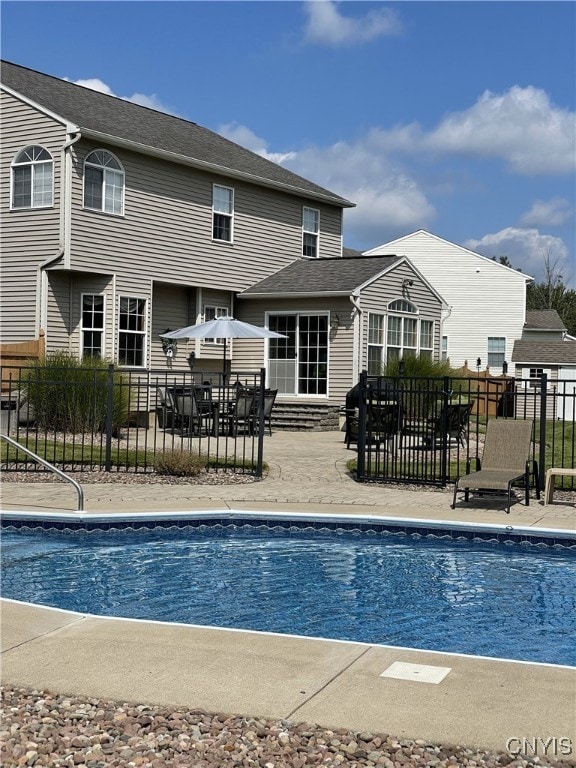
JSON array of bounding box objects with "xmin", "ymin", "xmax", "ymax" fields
[{"xmin": 1, "ymin": 434, "xmax": 84, "ymax": 512}]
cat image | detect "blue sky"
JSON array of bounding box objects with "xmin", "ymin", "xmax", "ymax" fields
[{"xmin": 2, "ymin": 1, "xmax": 575, "ymax": 285}]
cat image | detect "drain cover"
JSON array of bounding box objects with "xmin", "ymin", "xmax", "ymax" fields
[{"xmin": 380, "ymin": 661, "xmax": 451, "ymax": 684}]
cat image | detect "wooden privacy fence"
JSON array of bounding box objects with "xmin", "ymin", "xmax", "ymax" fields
[{"xmin": 0, "ymin": 332, "xmax": 45, "ymax": 393}]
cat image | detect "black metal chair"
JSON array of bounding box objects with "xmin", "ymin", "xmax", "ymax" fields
[
  {"xmin": 221, "ymin": 389, "xmax": 256, "ymax": 436},
  {"xmin": 346, "ymin": 402, "xmax": 403, "ymax": 451},
  {"xmin": 424, "ymin": 402, "xmax": 473, "ymax": 450}
]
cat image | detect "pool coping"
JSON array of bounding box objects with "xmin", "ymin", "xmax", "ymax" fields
[{"xmin": 2, "ymin": 508, "xmax": 576, "ymax": 547}]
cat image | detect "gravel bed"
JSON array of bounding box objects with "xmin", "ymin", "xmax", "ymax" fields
[
  {"xmin": 0, "ymin": 469, "xmax": 258, "ymax": 486},
  {"xmin": 2, "ymin": 686, "xmax": 573, "ymax": 768}
]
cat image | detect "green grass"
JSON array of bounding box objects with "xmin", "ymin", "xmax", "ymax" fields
[{"xmin": 1, "ymin": 438, "xmax": 260, "ymax": 473}]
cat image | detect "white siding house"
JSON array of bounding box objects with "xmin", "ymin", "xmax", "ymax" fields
[{"xmin": 364, "ymin": 230, "xmax": 533, "ymax": 375}]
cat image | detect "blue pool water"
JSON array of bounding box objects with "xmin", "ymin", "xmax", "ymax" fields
[{"xmin": 2, "ymin": 525, "xmax": 575, "ymax": 666}]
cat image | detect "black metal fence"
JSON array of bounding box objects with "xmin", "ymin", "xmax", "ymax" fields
[
  {"xmin": 1, "ymin": 365, "xmax": 268, "ymax": 477},
  {"xmin": 350, "ymin": 371, "xmax": 576, "ymax": 491}
]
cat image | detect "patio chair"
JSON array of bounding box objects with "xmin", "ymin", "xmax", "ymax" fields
[
  {"xmin": 172, "ymin": 388, "xmax": 213, "ymax": 436},
  {"xmin": 424, "ymin": 402, "xmax": 473, "ymax": 450},
  {"xmin": 252, "ymin": 388, "xmax": 278, "ymax": 436},
  {"xmin": 157, "ymin": 387, "xmax": 176, "ymax": 429},
  {"xmin": 346, "ymin": 402, "xmax": 402, "ymax": 451},
  {"xmin": 222, "ymin": 389, "xmax": 256, "ymax": 437},
  {"xmin": 451, "ymin": 419, "xmax": 540, "ymax": 514}
]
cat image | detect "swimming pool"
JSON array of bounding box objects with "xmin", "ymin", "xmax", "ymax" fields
[{"xmin": 2, "ymin": 516, "xmax": 575, "ymax": 666}]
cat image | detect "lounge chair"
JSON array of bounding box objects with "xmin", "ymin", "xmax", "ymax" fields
[{"xmin": 451, "ymin": 419, "xmax": 540, "ymax": 514}]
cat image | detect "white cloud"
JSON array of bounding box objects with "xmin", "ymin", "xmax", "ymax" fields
[
  {"xmin": 425, "ymin": 86, "xmax": 575, "ymax": 175},
  {"xmin": 464, "ymin": 227, "xmax": 571, "ymax": 283},
  {"xmin": 519, "ymin": 198, "xmax": 573, "ymax": 228},
  {"xmin": 303, "ymin": 0, "xmax": 402, "ymax": 46},
  {"xmin": 68, "ymin": 77, "xmax": 179, "ymax": 115},
  {"xmin": 217, "ymin": 123, "xmax": 296, "ymax": 164}
]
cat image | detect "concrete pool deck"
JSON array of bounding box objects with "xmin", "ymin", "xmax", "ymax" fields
[{"xmin": 1, "ymin": 430, "xmax": 575, "ymax": 755}]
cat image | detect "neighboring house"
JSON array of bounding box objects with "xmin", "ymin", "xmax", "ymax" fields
[
  {"xmin": 512, "ymin": 310, "xmax": 576, "ymax": 386},
  {"xmin": 364, "ymin": 230, "xmax": 533, "ymax": 375},
  {"xmin": 1, "ymin": 60, "xmax": 447, "ymax": 413},
  {"xmin": 238, "ymin": 254, "xmax": 446, "ymax": 400}
]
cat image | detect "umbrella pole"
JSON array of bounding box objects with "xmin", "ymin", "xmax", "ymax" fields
[{"xmin": 223, "ymin": 338, "xmax": 227, "ymax": 386}]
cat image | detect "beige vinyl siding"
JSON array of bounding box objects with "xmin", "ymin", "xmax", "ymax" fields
[
  {"xmin": 46, "ymin": 272, "xmax": 72, "ymax": 353},
  {"xmin": 367, "ymin": 231, "xmax": 527, "ymax": 373},
  {"xmin": 0, "ymin": 91, "xmax": 64, "ymax": 342},
  {"xmin": 359, "ymin": 262, "xmax": 443, "ymax": 371},
  {"xmin": 150, "ymin": 282, "xmax": 197, "ymax": 370},
  {"xmin": 46, "ymin": 271, "xmax": 114, "ymax": 358},
  {"xmin": 68, "ymin": 140, "xmax": 343, "ymax": 295},
  {"xmin": 236, "ymin": 297, "xmax": 355, "ymax": 404}
]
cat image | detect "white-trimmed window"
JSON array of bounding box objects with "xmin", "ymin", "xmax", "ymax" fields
[
  {"xmin": 11, "ymin": 146, "xmax": 53, "ymax": 208},
  {"xmin": 204, "ymin": 305, "xmax": 228, "ymax": 344},
  {"xmin": 84, "ymin": 150, "xmax": 124, "ymax": 215},
  {"xmin": 523, "ymin": 367, "xmax": 551, "ymax": 389},
  {"xmin": 212, "ymin": 185, "xmax": 234, "ymax": 242},
  {"xmin": 302, "ymin": 207, "xmax": 319, "ymax": 258},
  {"xmin": 81, "ymin": 294, "xmax": 105, "ymax": 359},
  {"xmin": 368, "ymin": 303, "xmax": 435, "ymax": 368},
  {"xmin": 118, "ymin": 297, "xmax": 147, "ymax": 367},
  {"xmin": 387, "ymin": 300, "xmax": 418, "ymax": 362},
  {"xmin": 367, "ymin": 313, "xmax": 385, "ymax": 374},
  {"xmin": 420, "ymin": 320, "xmax": 434, "ymax": 360},
  {"xmin": 487, "ymin": 337, "xmax": 506, "ymax": 369},
  {"xmin": 441, "ymin": 335, "xmax": 448, "ymax": 362}
]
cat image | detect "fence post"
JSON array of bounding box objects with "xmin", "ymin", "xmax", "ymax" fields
[
  {"xmin": 105, "ymin": 363, "xmax": 115, "ymax": 472},
  {"xmin": 538, "ymin": 372, "xmax": 547, "ymax": 490},
  {"xmin": 440, "ymin": 376, "xmax": 451, "ymax": 486},
  {"xmin": 357, "ymin": 370, "xmax": 368, "ymax": 482},
  {"xmin": 256, "ymin": 368, "xmax": 265, "ymax": 478}
]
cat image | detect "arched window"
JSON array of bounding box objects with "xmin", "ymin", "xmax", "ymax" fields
[
  {"xmin": 11, "ymin": 146, "xmax": 53, "ymax": 208},
  {"xmin": 84, "ymin": 150, "xmax": 124, "ymax": 215},
  {"xmin": 388, "ymin": 299, "xmax": 417, "ymax": 314}
]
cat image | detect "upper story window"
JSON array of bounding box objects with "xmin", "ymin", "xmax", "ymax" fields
[
  {"xmin": 11, "ymin": 145, "xmax": 53, "ymax": 208},
  {"xmin": 84, "ymin": 150, "xmax": 124, "ymax": 215},
  {"xmin": 204, "ymin": 305, "xmax": 229, "ymax": 344},
  {"xmin": 487, "ymin": 337, "xmax": 506, "ymax": 369},
  {"xmin": 212, "ymin": 184, "xmax": 234, "ymax": 242},
  {"xmin": 302, "ymin": 207, "xmax": 319, "ymax": 258}
]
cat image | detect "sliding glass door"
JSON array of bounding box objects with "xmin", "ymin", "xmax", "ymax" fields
[{"xmin": 268, "ymin": 314, "xmax": 328, "ymax": 395}]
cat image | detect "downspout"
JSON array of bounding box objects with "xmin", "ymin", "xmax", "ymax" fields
[
  {"xmin": 350, "ymin": 291, "xmax": 362, "ymax": 382},
  {"xmin": 37, "ymin": 130, "xmax": 81, "ymax": 338}
]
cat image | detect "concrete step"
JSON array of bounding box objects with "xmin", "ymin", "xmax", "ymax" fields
[{"xmin": 271, "ymin": 403, "xmax": 340, "ymax": 432}]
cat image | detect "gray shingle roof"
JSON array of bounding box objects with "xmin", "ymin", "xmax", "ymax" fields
[
  {"xmin": 239, "ymin": 255, "xmax": 401, "ymax": 296},
  {"xmin": 524, "ymin": 310, "xmax": 566, "ymax": 331},
  {"xmin": 1, "ymin": 60, "xmax": 353, "ymax": 208},
  {"xmin": 512, "ymin": 340, "xmax": 576, "ymax": 365}
]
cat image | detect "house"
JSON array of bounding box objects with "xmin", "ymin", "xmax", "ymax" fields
[
  {"xmin": 1, "ymin": 61, "xmax": 445, "ymax": 420},
  {"xmin": 512, "ymin": 310, "xmax": 576, "ymax": 393},
  {"xmin": 364, "ymin": 230, "xmax": 533, "ymax": 375},
  {"xmin": 238, "ymin": 254, "xmax": 446, "ymax": 399}
]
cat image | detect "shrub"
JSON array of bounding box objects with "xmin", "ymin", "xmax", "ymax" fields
[
  {"xmin": 24, "ymin": 351, "xmax": 129, "ymax": 433},
  {"xmin": 379, "ymin": 354, "xmax": 460, "ymax": 419},
  {"xmin": 154, "ymin": 449, "xmax": 206, "ymax": 477},
  {"xmin": 381, "ymin": 353, "xmax": 456, "ymax": 378}
]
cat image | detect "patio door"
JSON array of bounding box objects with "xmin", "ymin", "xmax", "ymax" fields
[{"xmin": 268, "ymin": 314, "xmax": 328, "ymax": 396}]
